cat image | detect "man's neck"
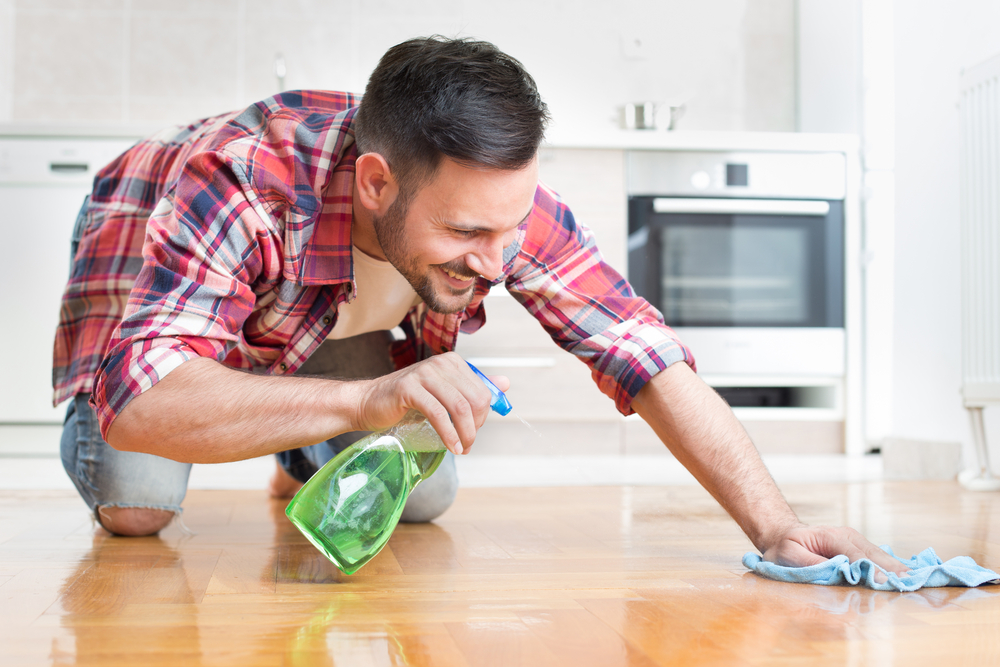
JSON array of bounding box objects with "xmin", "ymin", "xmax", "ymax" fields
[{"xmin": 351, "ymin": 185, "xmax": 388, "ymax": 261}]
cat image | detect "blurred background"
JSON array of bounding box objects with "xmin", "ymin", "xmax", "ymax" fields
[
  {"xmin": 2, "ymin": 0, "xmax": 798, "ymax": 131},
  {"xmin": 2, "ymin": 0, "xmax": 1000, "ymax": 487}
]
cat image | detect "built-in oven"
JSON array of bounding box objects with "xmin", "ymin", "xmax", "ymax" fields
[
  {"xmin": 629, "ymin": 196, "xmax": 843, "ymax": 329},
  {"xmin": 626, "ymin": 150, "xmax": 849, "ymax": 423}
]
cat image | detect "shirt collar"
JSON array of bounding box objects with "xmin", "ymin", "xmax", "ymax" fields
[{"xmin": 288, "ymin": 131, "xmax": 358, "ymax": 287}]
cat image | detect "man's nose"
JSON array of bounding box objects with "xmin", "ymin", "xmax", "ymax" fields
[{"xmin": 467, "ymin": 239, "xmax": 505, "ymax": 281}]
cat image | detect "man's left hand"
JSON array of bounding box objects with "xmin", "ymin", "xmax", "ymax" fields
[{"xmin": 763, "ymin": 524, "xmax": 912, "ymax": 579}]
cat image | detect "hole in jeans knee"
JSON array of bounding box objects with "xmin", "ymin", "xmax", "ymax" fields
[{"xmin": 96, "ymin": 505, "xmax": 176, "ymax": 537}]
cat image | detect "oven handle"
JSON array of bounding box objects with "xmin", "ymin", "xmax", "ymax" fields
[{"xmin": 652, "ymin": 198, "xmax": 830, "ymax": 216}]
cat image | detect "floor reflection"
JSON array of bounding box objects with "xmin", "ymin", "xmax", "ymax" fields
[
  {"xmin": 962, "ymin": 491, "xmax": 999, "ymax": 564},
  {"xmin": 607, "ymin": 572, "xmax": 1000, "ymax": 665},
  {"xmin": 284, "ymin": 598, "xmax": 408, "ymax": 667},
  {"xmin": 803, "ymin": 581, "xmax": 1000, "ymax": 615},
  {"xmin": 268, "ymin": 502, "xmax": 459, "ymax": 665},
  {"xmin": 270, "ymin": 564, "xmax": 455, "ymax": 665},
  {"xmin": 52, "ymin": 531, "xmax": 204, "ymax": 666}
]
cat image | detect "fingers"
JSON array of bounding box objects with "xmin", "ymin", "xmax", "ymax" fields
[
  {"xmin": 487, "ymin": 374, "xmax": 511, "ymax": 393},
  {"xmin": 404, "ymin": 386, "xmax": 464, "ymax": 456},
  {"xmin": 420, "ymin": 378, "xmax": 481, "ymax": 454},
  {"xmin": 764, "ymin": 539, "xmax": 828, "ymax": 568},
  {"xmin": 767, "ymin": 525, "xmax": 911, "ymax": 578},
  {"xmin": 821, "ymin": 527, "xmax": 910, "ymax": 576},
  {"xmin": 853, "ymin": 537, "xmax": 911, "ymax": 576},
  {"xmin": 360, "ymin": 353, "xmax": 496, "ymax": 456},
  {"xmin": 831, "ymin": 540, "xmax": 891, "ymax": 583},
  {"xmin": 825, "ymin": 531, "xmax": 909, "ymax": 584},
  {"xmin": 432, "ymin": 354, "xmax": 497, "ymax": 450}
]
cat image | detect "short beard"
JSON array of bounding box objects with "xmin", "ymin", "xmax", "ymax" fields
[{"xmin": 371, "ymin": 191, "xmax": 477, "ymax": 315}]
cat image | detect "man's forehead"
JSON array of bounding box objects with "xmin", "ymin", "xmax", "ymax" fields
[{"xmin": 418, "ymin": 157, "xmax": 538, "ymax": 221}]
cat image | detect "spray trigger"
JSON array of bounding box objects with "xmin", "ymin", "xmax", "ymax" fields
[{"xmin": 466, "ymin": 361, "xmax": 513, "ymax": 416}]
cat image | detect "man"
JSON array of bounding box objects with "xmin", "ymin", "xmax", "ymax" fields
[{"xmin": 54, "ymin": 36, "xmax": 906, "ymax": 576}]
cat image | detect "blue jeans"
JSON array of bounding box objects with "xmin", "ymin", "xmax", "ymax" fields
[{"xmin": 60, "ymin": 332, "xmax": 459, "ymax": 524}]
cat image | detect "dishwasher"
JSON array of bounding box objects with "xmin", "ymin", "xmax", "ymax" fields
[{"xmin": 0, "ymin": 132, "xmax": 139, "ymax": 453}]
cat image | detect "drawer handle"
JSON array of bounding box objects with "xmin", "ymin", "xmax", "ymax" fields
[
  {"xmin": 49, "ymin": 162, "xmax": 89, "ymax": 174},
  {"xmin": 464, "ymin": 357, "xmax": 556, "ymax": 368},
  {"xmin": 652, "ymin": 198, "xmax": 830, "ymax": 216}
]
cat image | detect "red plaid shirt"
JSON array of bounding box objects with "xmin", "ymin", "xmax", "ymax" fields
[{"xmin": 52, "ymin": 91, "xmax": 694, "ymax": 439}]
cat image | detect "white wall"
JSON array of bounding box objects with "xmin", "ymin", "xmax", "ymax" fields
[
  {"xmin": 797, "ymin": 0, "xmax": 861, "ymax": 134},
  {"xmin": 892, "ymin": 0, "xmax": 1000, "ymax": 463},
  {"xmin": 0, "ymin": 0, "xmax": 13, "ymax": 121},
  {"xmin": 2, "ymin": 0, "xmax": 796, "ymax": 133}
]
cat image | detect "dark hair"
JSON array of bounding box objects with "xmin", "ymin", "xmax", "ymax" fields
[{"xmin": 354, "ymin": 36, "xmax": 549, "ymax": 194}]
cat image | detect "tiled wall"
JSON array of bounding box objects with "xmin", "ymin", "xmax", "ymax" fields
[{"xmin": 1, "ymin": 0, "xmax": 795, "ymax": 132}]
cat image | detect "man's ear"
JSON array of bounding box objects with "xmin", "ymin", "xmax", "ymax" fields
[{"xmin": 355, "ymin": 153, "xmax": 398, "ymax": 215}]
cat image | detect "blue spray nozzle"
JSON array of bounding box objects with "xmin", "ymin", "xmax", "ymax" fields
[{"xmin": 466, "ymin": 361, "xmax": 513, "ymax": 416}]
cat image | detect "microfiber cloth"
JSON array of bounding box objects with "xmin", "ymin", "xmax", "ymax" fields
[{"xmin": 742, "ymin": 546, "xmax": 1000, "ymax": 592}]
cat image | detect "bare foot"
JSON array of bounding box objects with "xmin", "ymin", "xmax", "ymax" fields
[{"xmin": 269, "ymin": 461, "xmax": 303, "ymax": 499}]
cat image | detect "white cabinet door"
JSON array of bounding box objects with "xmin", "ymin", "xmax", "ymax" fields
[
  {"xmin": 1, "ymin": 183, "xmax": 90, "ymax": 422},
  {"xmin": 0, "ymin": 136, "xmax": 139, "ymax": 425}
]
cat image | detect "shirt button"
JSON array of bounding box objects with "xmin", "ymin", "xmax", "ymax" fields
[
  {"xmin": 279, "ymin": 363, "xmax": 287, "ymax": 372},
  {"xmin": 322, "ymin": 316, "xmax": 331, "ymax": 325}
]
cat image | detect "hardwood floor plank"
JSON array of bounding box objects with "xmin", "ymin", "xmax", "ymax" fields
[
  {"xmin": 0, "ymin": 484, "xmax": 997, "ymax": 665},
  {"xmin": 0, "ymin": 566, "xmax": 82, "ymax": 628},
  {"xmin": 127, "ymin": 550, "xmax": 223, "ymax": 605},
  {"xmin": 471, "ymin": 520, "xmax": 565, "ymax": 558},
  {"xmin": 516, "ymin": 608, "xmax": 662, "ymax": 667},
  {"xmin": 433, "ymin": 522, "xmax": 514, "ymax": 564},
  {"xmin": 445, "ymin": 617, "xmax": 564, "ymax": 667},
  {"xmin": 383, "ymin": 623, "xmax": 472, "ymax": 667},
  {"xmin": 204, "ymin": 547, "xmax": 277, "ymax": 596},
  {"xmin": 53, "ymin": 558, "xmax": 158, "ymax": 616},
  {"xmin": 577, "ymin": 596, "xmax": 752, "ymax": 666}
]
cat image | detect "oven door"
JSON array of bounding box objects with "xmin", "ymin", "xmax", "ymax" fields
[{"xmin": 628, "ymin": 197, "xmax": 844, "ymax": 328}]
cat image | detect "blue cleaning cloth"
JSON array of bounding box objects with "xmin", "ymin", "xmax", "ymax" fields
[{"xmin": 743, "ymin": 546, "xmax": 1000, "ymax": 592}]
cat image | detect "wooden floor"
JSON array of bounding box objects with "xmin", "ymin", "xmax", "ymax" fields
[{"xmin": 1, "ymin": 482, "xmax": 998, "ymax": 666}]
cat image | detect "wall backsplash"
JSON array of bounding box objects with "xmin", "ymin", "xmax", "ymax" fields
[{"xmin": 0, "ymin": 0, "xmax": 795, "ymax": 133}]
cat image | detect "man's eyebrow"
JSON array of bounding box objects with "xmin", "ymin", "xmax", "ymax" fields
[{"xmin": 447, "ymin": 208, "xmax": 533, "ymax": 233}]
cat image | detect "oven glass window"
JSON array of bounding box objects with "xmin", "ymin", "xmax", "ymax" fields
[
  {"xmin": 627, "ymin": 197, "xmax": 844, "ymax": 328},
  {"xmin": 661, "ymin": 225, "xmax": 809, "ymax": 325}
]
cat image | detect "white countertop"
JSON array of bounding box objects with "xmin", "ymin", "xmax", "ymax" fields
[
  {"xmin": 0, "ymin": 122, "xmax": 157, "ymax": 139},
  {"xmin": 543, "ymin": 126, "xmax": 859, "ymax": 153},
  {"xmin": 1, "ymin": 121, "xmax": 859, "ymax": 154}
]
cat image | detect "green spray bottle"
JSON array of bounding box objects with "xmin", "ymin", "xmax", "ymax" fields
[{"xmin": 285, "ymin": 361, "xmax": 512, "ymax": 574}]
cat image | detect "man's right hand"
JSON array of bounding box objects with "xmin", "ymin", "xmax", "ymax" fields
[{"xmin": 348, "ymin": 352, "xmax": 509, "ymax": 456}]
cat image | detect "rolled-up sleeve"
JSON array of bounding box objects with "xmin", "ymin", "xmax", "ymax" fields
[
  {"xmin": 506, "ymin": 184, "xmax": 696, "ymax": 415},
  {"xmin": 91, "ymin": 150, "xmax": 269, "ymax": 438}
]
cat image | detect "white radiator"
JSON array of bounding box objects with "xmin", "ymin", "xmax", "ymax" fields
[{"xmin": 959, "ymin": 52, "xmax": 1000, "ymax": 489}]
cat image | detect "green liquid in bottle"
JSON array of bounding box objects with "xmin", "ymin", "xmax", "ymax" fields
[
  {"xmin": 314, "ymin": 446, "xmax": 408, "ymax": 566},
  {"xmin": 285, "ymin": 362, "xmax": 512, "ymax": 575},
  {"xmin": 285, "ymin": 421, "xmax": 446, "ymax": 574}
]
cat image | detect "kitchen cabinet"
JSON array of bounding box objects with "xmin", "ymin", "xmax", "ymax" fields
[{"xmin": 0, "ymin": 132, "xmax": 140, "ymax": 454}]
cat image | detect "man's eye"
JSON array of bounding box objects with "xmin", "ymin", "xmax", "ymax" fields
[{"xmin": 453, "ymin": 229, "xmax": 476, "ymax": 237}]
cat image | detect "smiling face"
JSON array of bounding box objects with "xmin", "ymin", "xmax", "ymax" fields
[{"xmin": 368, "ymin": 157, "xmax": 539, "ymax": 314}]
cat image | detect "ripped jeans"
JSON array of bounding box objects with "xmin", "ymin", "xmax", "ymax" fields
[{"xmin": 60, "ymin": 332, "xmax": 459, "ymax": 525}]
